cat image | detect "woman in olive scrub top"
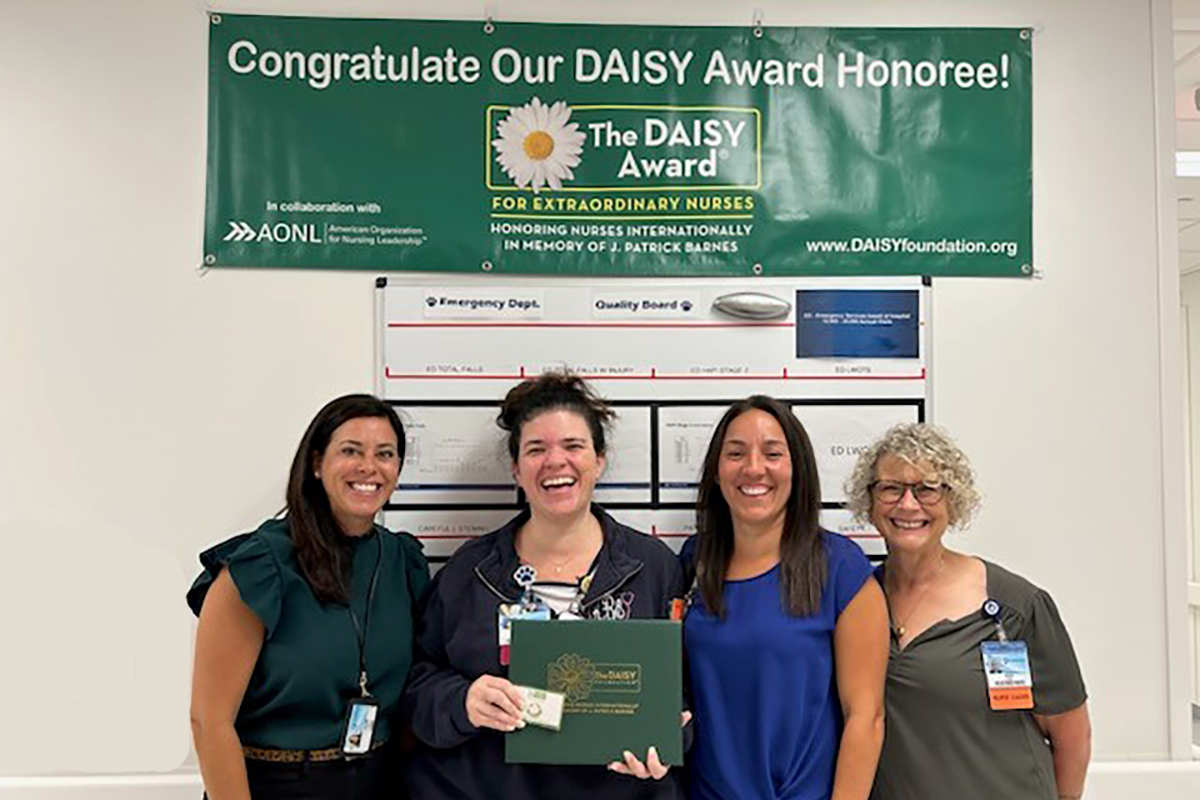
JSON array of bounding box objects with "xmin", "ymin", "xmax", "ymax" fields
[
  {"xmin": 845, "ymin": 423, "xmax": 1091, "ymax": 800},
  {"xmin": 188, "ymin": 394, "xmax": 429, "ymax": 800}
]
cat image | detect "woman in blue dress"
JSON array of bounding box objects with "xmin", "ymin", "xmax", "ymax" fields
[{"xmin": 683, "ymin": 396, "xmax": 889, "ymax": 800}]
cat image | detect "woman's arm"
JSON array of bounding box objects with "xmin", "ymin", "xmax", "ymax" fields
[
  {"xmin": 190, "ymin": 569, "xmax": 263, "ymax": 800},
  {"xmin": 403, "ymin": 572, "xmax": 524, "ymax": 747},
  {"xmin": 830, "ymin": 578, "xmax": 889, "ymax": 800},
  {"xmin": 1035, "ymin": 703, "xmax": 1092, "ymax": 799}
]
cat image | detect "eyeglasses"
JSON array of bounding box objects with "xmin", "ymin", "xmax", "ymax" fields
[{"xmin": 868, "ymin": 481, "xmax": 948, "ymax": 506}]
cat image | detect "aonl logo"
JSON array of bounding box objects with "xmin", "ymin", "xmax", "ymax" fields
[{"xmin": 223, "ymin": 221, "xmax": 323, "ymax": 243}]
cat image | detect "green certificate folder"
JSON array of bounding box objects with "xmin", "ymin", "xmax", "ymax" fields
[{"xmin": 505, "ymin": 619, "xmax": 683, "ymax": 766}]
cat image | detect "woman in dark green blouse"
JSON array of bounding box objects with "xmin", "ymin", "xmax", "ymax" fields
[
  {"xmin": 188, "ymin": 394, "xmax": 429, "ymax": 800},
  {"xmin": 845, "ymin": 423, "xmax": 1090, "ymax": 800}
]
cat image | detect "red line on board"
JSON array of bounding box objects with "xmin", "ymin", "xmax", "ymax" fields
[
  {"xmin": 388, "ymin": 322, "xmax": 795, "ymax": 329},
  {"xmin": 618, "ymin": 373, "xmax": 924, "ymax": 381},
  {"xmin": 385, "ymin": 367, "xmax": 925, "ymax": 381},
  {"xmin": 415, "ymin": 534, "xmax": 484, "ymax": 540},
  {"xmin": 385, "ymin": 367, "xmax": 525, "ymax": 380}
]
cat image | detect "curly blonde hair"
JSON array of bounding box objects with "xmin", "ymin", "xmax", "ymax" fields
[{"xmin": 844, "ymin": 423, "xmax": 981, "ymax": 529}]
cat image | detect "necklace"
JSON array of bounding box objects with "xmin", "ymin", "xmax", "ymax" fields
[
  {"xmin": 546, "ymin": 553, "xmax": 578, "ymax": 576},
  {"xmin": 519, "ymin": 540, "xmax": 597, "ymax": 578},
  {"xmin": 516, "ymin": 520, "xmax": 602, "ymax": 579},
  {"xmin": 887, "ymin": 554, "xmax": 945, "ymax": 639}
]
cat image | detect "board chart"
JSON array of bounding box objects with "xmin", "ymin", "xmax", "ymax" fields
[{"xmin": 376, "ymin": 276, "xmax": 930, "ymax": 563}]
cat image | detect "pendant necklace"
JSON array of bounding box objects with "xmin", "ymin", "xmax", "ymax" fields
[
  {"xmin": 523, "ymin": 546, "xmax": 584, "ymax": 577},
  {"xmin": 536, "ymin": 548, "xmax": 582, "ymax": 576},
  {"xmin": 519, "ymin": 524, "xmax": 600, "ymax": 578},
  {"xmin": 888, "ymin": 554, "xmax": 945, "ymax": 639}
]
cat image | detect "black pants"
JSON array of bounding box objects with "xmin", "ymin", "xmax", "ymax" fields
[{"xmin": 240, "ymin": 744, "xmax": 403, "ymax": 800}]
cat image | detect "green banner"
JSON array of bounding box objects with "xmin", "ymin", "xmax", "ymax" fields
[{"xmin": 204, "ymin": 15, "xmax": 1032, "ymax": 276}]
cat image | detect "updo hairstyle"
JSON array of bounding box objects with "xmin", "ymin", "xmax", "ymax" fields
[{"xmin": 497, "ymin": 370, "xmax": 616, "ymax": 460}]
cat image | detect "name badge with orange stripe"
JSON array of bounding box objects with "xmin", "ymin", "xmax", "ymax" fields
[{"xmin": 980, "ymin": 641, "xmax": 1034, "ymax": 711}]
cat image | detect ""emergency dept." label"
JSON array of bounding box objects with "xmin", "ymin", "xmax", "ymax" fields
[{"xmin": 423, "ymin": 290, "xmax": 545, "ymax": 319}]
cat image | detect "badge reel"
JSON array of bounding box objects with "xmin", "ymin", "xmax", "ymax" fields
[
  {"xmin": 498, "ymin": 565, "xmax": 551, "ymax": 666},
  {"xmin": 514, "ymin": 565, "xmax": 537, "ymax": 607},
  {"xmin": 554, "ymin": 571, "xmax": 593, "ymax": 621},
  {"xmin": 978, "ymin": 599, "xmax": 1034, "ymax": 711}
]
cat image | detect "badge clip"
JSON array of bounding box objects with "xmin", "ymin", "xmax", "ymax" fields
[
  {"xmin": 981, "ymin": 598, "xmax": 1008, "ymax": 642},
  {"xmin": 514, "ymin": 564, "xmax": 537, "ymax": 606}
]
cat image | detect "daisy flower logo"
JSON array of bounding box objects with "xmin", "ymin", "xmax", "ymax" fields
[
  {"xmin": 492, "ymin": 97, "xmax": 585, "ymax": 193},
  {"xmin": 548, "ymin": 652, "xmax": 596, "ymax": 701}
]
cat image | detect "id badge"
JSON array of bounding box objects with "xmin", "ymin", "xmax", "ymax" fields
[
  {"xmin": 498, "ymin": 602, "xmax": 551, "ymax": 666},
  {"xmin": 980, "ymin": 640, "xmax": 1034, "ymax": 711},
  {"xmin": 340, "ymin": 696, "xmax": 379, "ymax": 757}
]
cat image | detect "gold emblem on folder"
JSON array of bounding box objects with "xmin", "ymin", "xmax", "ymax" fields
[{"xmin": 548, "ymin": 653, "xmax": 642, "ymax": 702}]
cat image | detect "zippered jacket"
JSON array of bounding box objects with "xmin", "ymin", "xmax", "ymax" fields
[{"xmin": 402, "ymin": 505, "xmax": 687, "ymax": 800}]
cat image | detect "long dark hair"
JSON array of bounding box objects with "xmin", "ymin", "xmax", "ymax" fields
[
  {"xmin": 497, "ymin": 370, "xmax": 615, "ymax": 460},
  {"xmin": 285, "ymin": 394, "xmax": 405, "ymax": 604},
  {"xmin": 695, "ymin": 396, "xmax": 825, "ymax": 618}
]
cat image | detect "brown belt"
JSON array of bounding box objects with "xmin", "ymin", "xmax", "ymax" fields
[{"xmin": 242, "ymin": 740, "xmax": 386, "ymax": 763}]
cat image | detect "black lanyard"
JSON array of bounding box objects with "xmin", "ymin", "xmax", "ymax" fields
[{"xmin": 348, "ymin": 533, "xmax": 383, "ymax": 697}]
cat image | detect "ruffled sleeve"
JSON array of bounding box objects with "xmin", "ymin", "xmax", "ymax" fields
[
  {"xmin": 186, "ymin": 532, "xmax": 283, "ymax": 638},
  {"xmin": 1022, "ymin": 588, "xmax": 1088, "ymax": 715}
]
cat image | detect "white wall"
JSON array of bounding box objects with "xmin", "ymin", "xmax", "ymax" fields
[
  {"xmin": 1, "ymin": 0, "xmax": 1194, "ymax": 794},
  {"xmin": 1183, "ymin": 269, "xmax": 1200, "ymax": 706}
]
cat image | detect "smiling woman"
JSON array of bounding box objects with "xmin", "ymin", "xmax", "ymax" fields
[
  {"xmin": 186, "ymin": 394, "xmax": 429, "ymax": 800},
  {"xmin": 315, "ymin": 417, "xmax": 400, "ymax": 535},
  {"xmin": 682, "ymin": 395, "xmax": 889, "ymax": 800},
  {"xmin": 844, "ymin": 423, "xmax": 1091, "ymax": 800},
  {"xmin": 402, "ymin": 370, "xmax": 688, "ymax": 800}
]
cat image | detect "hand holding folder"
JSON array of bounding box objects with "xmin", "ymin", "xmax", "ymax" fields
[{"xmin": 505, "ymin": 619, "xmax": 684, "ymax": 766}]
